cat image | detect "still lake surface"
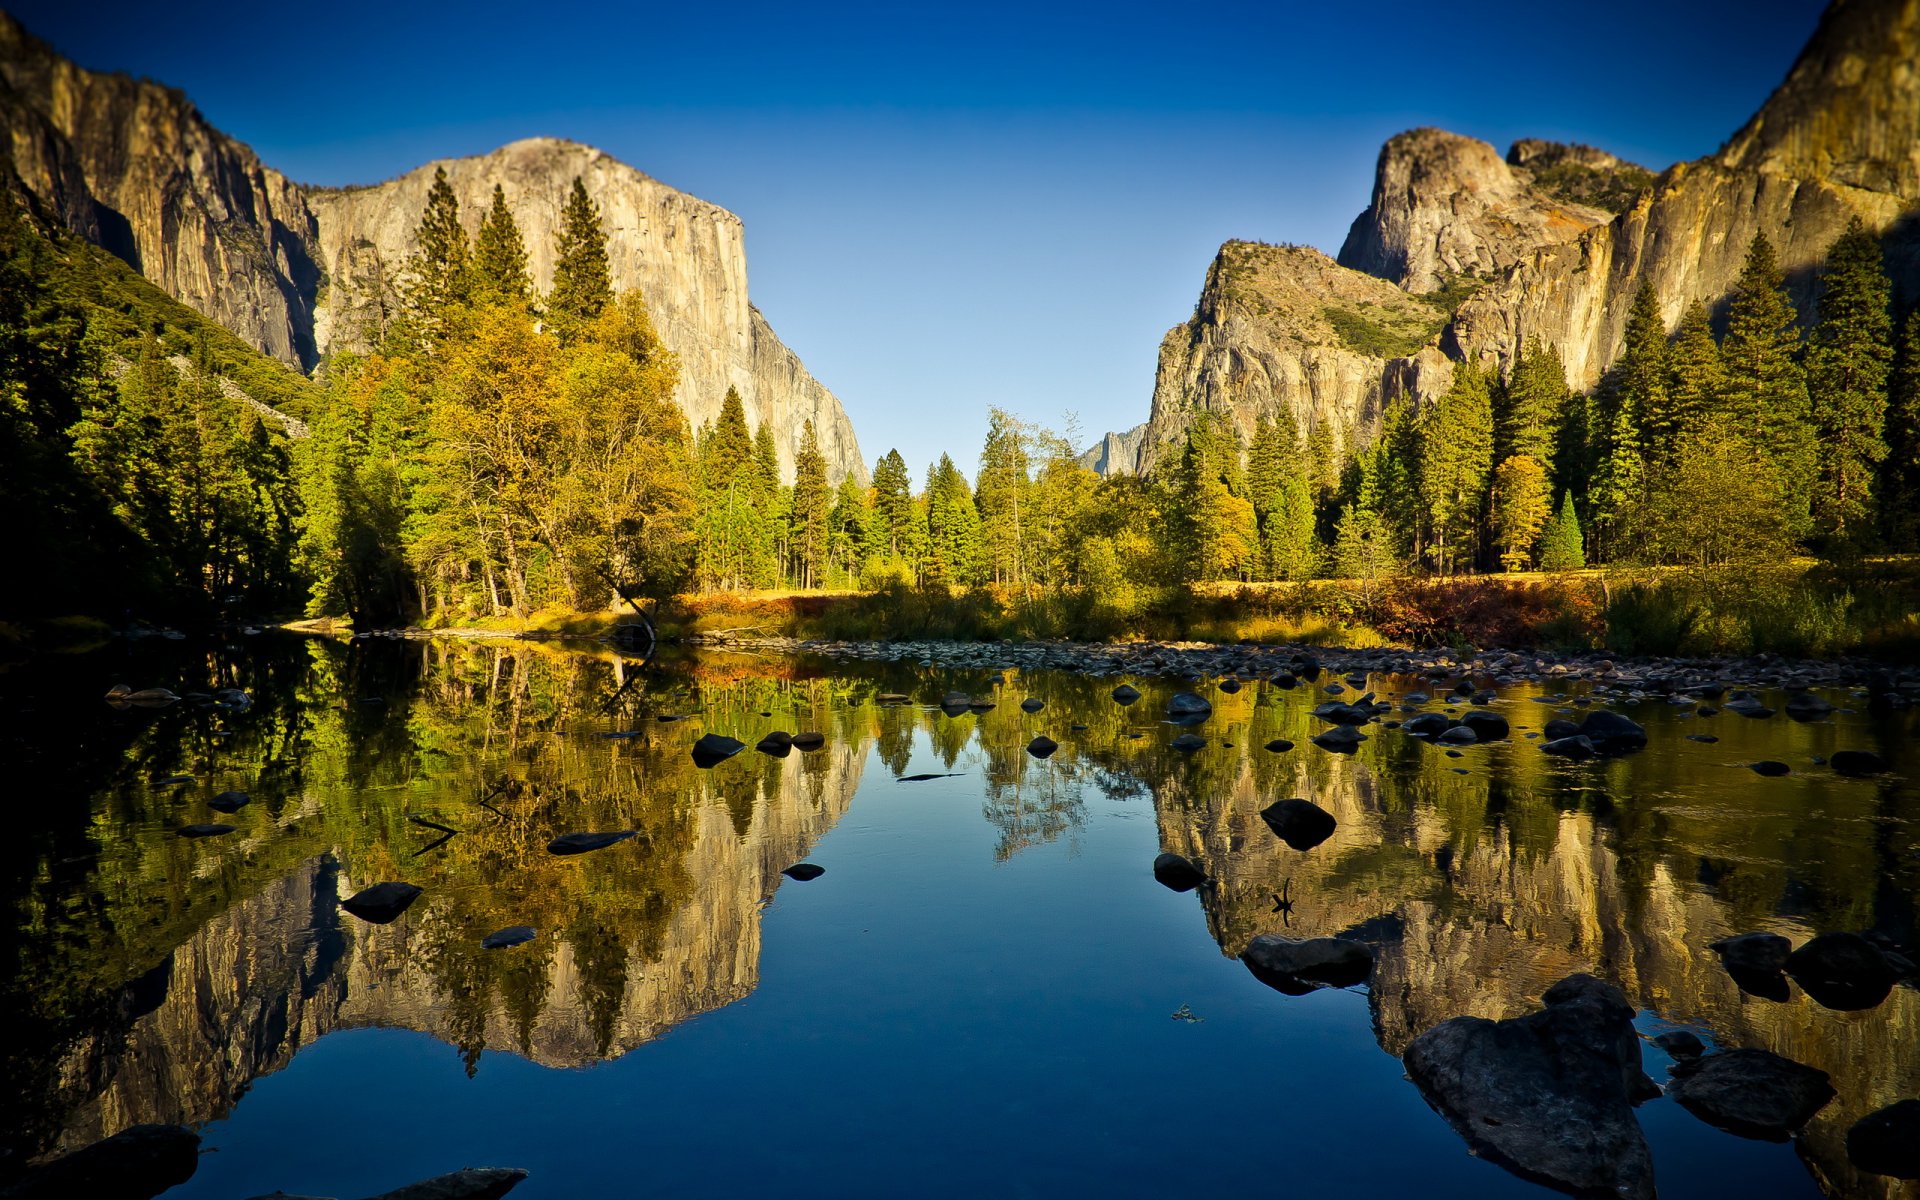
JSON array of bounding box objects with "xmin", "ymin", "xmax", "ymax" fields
[{"xmin": 2, "ymin": 635, "xmax": 1916, "ymax": 1199}]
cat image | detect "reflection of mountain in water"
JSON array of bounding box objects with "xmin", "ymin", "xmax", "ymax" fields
[
  {"xmin": 53, "ymin": 739, "xmax": 867, "ymax": 1148},
  {"xmin": 1145, "ymin": 679, "xmax": 1920, "ymax": 1200}
]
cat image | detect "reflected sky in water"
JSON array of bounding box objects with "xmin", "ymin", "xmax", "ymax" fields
[{"xmin": 1, "ymin": 635, "xmax": 1914, "ymax": 1199}]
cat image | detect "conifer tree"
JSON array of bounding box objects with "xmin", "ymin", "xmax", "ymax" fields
[
  {"xmin": 549, "ymin": 177, "xmax": 613, "ymax": 340},
  {"xmin": 924, "ymin": 455, "xmax": 983, "ymax": 584},
  {"xmin": 1720, "ymin": 232, "xmax": 1815, "ymax": 538},
  {"xmin": 1805, "ymin": 217, "xmax": 1892, "ymax": 544},
  {"xmin": 401, "ymin": 167, "xmax": 471, "ymax": 349},
  {"xmin": 472, "ymin": 184, "xmax": 531, "ymax": 309},
  {"xmin": 1415, "ymin": 365, "xmax": 1494, "ymax": 573},
  {"xmin": 700, "ymin": 388, "xmax": 756, "ymax": 491},
  {"xmin": 1497, "ymin": 339, "xmax": 1569, "ymax": 467},
  {"xmin": 1590, "ymin": 279, "xmax": 1665, "ymax": 557},
  {"xmin": 1884, "ymin": 308, "xmax": 1920, "ymax": 549},
  {"xmin": 975, "ymin": 408, "xmax": 1031, "ymax": 585},
  {"xmin": 791, "ymin": 420, "xmax": 829, "ymax": 588},
  {"xmin": 1490, "ymin": 454, "xmax": 1551, "ymax": 571},
  {"xmin": 869, "ymin": 449, "xmax": 916, "ymax": 564},
  {"xmin": 827, "ymin": 474, "xmax": 870, "ymax": 583},
  {"xmin": 1664, "ymin": 300, "xmax": 1722, "ymax": 461},
  {"xmin": 1537, "ymin": 492, "xmax": 1586, "ymax": 572},
  {"xmin": 753, "ymin": 421, "xmax": 781, "ymax": 490}
]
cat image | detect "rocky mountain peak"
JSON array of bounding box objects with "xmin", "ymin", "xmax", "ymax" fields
[{"xmin": 1717, "ymin": 0, "xmax": 1920, "ymax": 196}]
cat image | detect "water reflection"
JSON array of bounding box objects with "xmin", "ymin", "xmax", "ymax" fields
[{"xmin": 1, "ymin": 639, "xmax": 1915, "ymax": 1199}]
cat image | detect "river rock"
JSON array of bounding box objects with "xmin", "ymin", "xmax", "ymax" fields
[
  {"xmin": 789, "ymin": 732, "xmax": 826, "ymax": 751},
  {"xmin": 0, "ymin": 1123, "xmax": 200, "ymax": 1200},
  {"xmin": 754, "ymin": 731, "xmax": 794, "ymax": 757},
  {"xmin": 1709, "ymin": 932, "xmax": 1792, "ymax": 974},
  {"xmin": 1785, "ymin": 931, "xmax": 1900, "ymax": 1010},
  {"xmin": 1458, "ymin": 710, "xmax": 1509, "ymax": 740},
  {"xmin": 690, "ymin": 733, "xmax": 746, "ymax": 767},
  {"xmin": 1542, "ymin": 718, "xmax": 1580, "ymax": 740},
  {"xmin": 1652, "ymin": 1030, "xmax": 1706, "ymax": 1059},
  {"xmin": 1784, "ymin": 691, "xmax": 1834, "ymax": 720},
  {"xmin": 1166, "ymin": 691, "xmax": 1212, "ymax": 723},
  {"xmin": 1111, "ymin": 684, "xmax": 1141, "ymax": 705},
  {"xmin": 1847, "ymin": 1099, "xmax": 1920, "ymax": 1179},
  {"xmin": 1260, "ymin": 798, "xmax": 1337, "ymax": 851},
  {"xmin": 547, "ymin": 830, "xmax": 636, "ymax": 855},
  {"xmin": 1026, "ymin": 735, "xmax": 1059, "ymax": 759},
  {"xmin": 360, "ymin": 1167, "xmax": 530, "ymax": 1200},
  {"xmin": 341, "ymin": 882, "xmax": 423, "ymax": 924},
  {"xmin": 1402, "ymin": 974, "xmax": 1656, "ymax": 1200},
  {"xmin": 1152, "ymin": 852, "xmax": 1208, "ymax": 892},
  {"xmin": 1436, "ymin": 724, "xmax": 1479, "ymax": 745},
  {"xmin": 1402, "ymin": 712, "xmax": 1451, "ymax": 737},
  {"xmin": 208, "ymin": 790, "xmax": 250, "ymax": 812},
  {"xmin": 1580, "ymin": 710, "xmax": 1647, "ymax": 754},
  {"xmin": 782, "ymin": 863, "xmax": 825, "ymax": 881},
  {"xmin": 1748, "ymin": 760, "xmax": 1791, "ymax": 776},
  {"xmin": 1020, "ymin": 697, "xmax": 1044, "ymax": 712},
  {"xmin": 1241, "ymin": 934, "xmax": 1375, "ymax": 994},
  {"xmin": 1541, "ymin": 734, "xmax": 1597, "ymax": 760},
  {"xmin": 1169, "ymin": 733, "xmax": 1206, "ymax": 752},
  {"xmin": 176, "ymin": 823, "xmax": 235, "ymax": 838},
  {"xmin": 481, "ymin": 926, "xmax": 536, "ymax": 949},
  {"xmin": 1666, "ymin": 1048, "xmax": 1834, "ymax": 1141},
  {"xmin": 1311, "ymin": 701, "xmax": 1374, "ymax": 725},
  {"xmin": 1727, "ymin": 697, "xmax": 1775, "ymax": 718},
  {"xmin": 1311, "ymin": 726, "xmax": 1364, "ymax": 753},
  {"xmin": 1264, "ymin": 738, "xmax": 1294, "ymax": 752},
  {"xmin": 1829, "ymin": 749, "xmax": 1888, "ymax": 777}
]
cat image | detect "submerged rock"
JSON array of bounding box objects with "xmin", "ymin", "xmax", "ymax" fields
[
  {"xmin": 1457, "ymin": 710, "xmax": 1509, "ymax": 741},
  {"xmin": 0, "ymin": 1123, "xmax": 200, "ymax": 1200},
  {"xmin": 208, "ymin": 790, "xmax": 250, "ymax": 812},
  {"xmin": 1263, "ymin": 738, "xmax": 1294, "ymax": 752},
  {"xmin": 1666, "ymin": 1048, "xmax": 1834, "ymax": 1141},
  {"xmin": 790, "ymin": 732, "xmax": 826, "ymax": 751},
  {"xmin": 1310, "ymin": 726, "xmax": 1365, "ymax": 753},
  {"xmin": 690, "ymin": 733, "xmax": 746, "ymax": 767},
  {"xmin": 1020, "ymin": 697, "xmax": 1045, "ymax": 713},
  {"xmin": 547, "ymin": 831, "xmax": 637, "ymax": 855},
  {"xmin": 1259, "ymin": 798, "xmax": 1337, "ymax": 851},
  {"xmin": 1169, "ymin": 733, "xmax": 1206, "ymax": 752},
  {"xmin": 1748, "ymin": 760, "xmax": 1791, "ymax": 776},
  {"xmin": 782, "ymin": 863, "xmax": 825, "ymax": 881},
  {"xmin": 1709, "ymin": 932, "xmax": 1792, "ymax": 974},
  {"xmin": 176, "ymin": 823, "xmax": 235, "ymax": 838},
  {"xmin": 1580, "ymin": 710, "xmax": 1647, "ymax": 754},
  {"xmin": 1403, "ymin": 974, "xmax": 1657, "ymax": 1200},
  {"xmin": 481, "ymin": 926, "xmax": 536, "ymax": 950},
  {"xmin": 1241, "ymin": 935, "xmax": 1374, "ymax": 994},
  {"xmin": 1847, "ymin": 1099, "xmax": 1920, "ymax": 1179},
  {"xmin": 1652, "ymin": 1030, "xmax": 1706, "ymax": 1059},
  {"xmin": 1542, "ymin": 718, "xmax": 1580, "ymax": 740},
  {"xmin": 1111, "ymin": 684, "xmax": 1141, "ymax": 705},
  {"xmin": 341, "ymin": 882, "xmax": 423, "ymax": 924},
  {"xmin": 1785, "ymin": 931, "xmax": 1901, "ymax": 1010},
  {"xmin": 1540, "ymin": 734, "xmax": 1597, "ymax": 760},
  {"xmin": 754, "ymin": 731, "xmax": 794, "ymax": 756},
  {"xmin": 1402, "ymin": 712, "xmax": 1452, "ymax": 737},
  {"xmin": 1829, "ymin": 749, "xmax": 1888, "ymax": 777},
  {"xmin": 1152, "ymin": 852, "xmax": 1208, "ymax": 892},
  {"xmin": 1026, "ymin": 735, "xmax": 1059, "ymax": 758}
]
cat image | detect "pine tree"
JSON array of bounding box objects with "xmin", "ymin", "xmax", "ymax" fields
[
  {"xmin": 400, "ymin": 167, "xmax": 471, "ymax": 349},
  {"xmin": 1589, "ymin": 279, "xmax": 1665, "ymax": 557},
  {"xmin": 827, "ymin": 474, "xmax": 870, "ymax": 583},
  {"xmin": 975, "ymin": 408, "xmax": 1031, "ymax": 584},
  {"xmin": 1497, "ymin": 339, "xmax": 1569, "ymax": 467},
  {"xmin": 924, "ymin": 454, "xmax": 983, "ymax": 584},
  {"xmin": 1664, "ymin": 300, "xmax": 1722, "ymax": 461},
  {"xmin": 1490, "ymin": 454, "xmax": 1551, "ymax": 570},
  {"xmin": 1720, "ymin": 232, "xmax": 1816, "ymax": 539},
  {"xmin": 549, "ymin": 177, "xmax": 612, "ymax": 340},
  {"xmin": 1537, "ymin": 492, "xmax": 1586, "ymax": 572},
  {"xmin": 791, "ymin": 420, "xmax": 829, "ymax": 587},
  {"xmin": 1415, "ymin": 365, "xmax": 1494, "ymax": 573},
  {"xmin": 1884, "ymin": 308, "xmax": 1920, "ymax": 550},
  {"xmin": 870, "ymin": 449, "xmax": 916, "ymax": 563},
  {"xmin": 700, "ymin": 388, "xmax": 755, "ymax": 491},
  {"xmin": 472, "ymin": 184, "xmax": 531, "ymax": 309},
  {"xmin": 1805, "ymin": 217, "xmax": 1892, "ymax": 544}
]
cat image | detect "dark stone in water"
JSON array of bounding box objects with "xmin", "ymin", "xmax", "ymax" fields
[
  {"xmin": 177, "ymin": 823, "xmax": 235, "ymax": 838},
  {"xmin": 547, "ymin": 831, "xmax": 637, "ymax": 855},
  {"xmin": 1152, "ymin": 852, "xmax": 1207, "ymax": 892},
  {"xmin": 1070, "ymin": 723, "xmax": 1088, "ymax": 731},
  {"xmin": 790, "ymin": 732, "xmax": 826, "ymax": 751},
  {"xmin": 1748, "ymin": 760, "xmax": 1791, "ymax": 776},
  {"xmin": 341, "ymin": 882, "xmax": 423, "ymax": 925},
  {"xmin": 1312, "ymin": 701, "xmax": 1374, "ymax": 726},
  {"xmin": 1830, "ymin": 749, "xmax": 1888, "ymax": 777},
  {"xmin": 1710, "ymin": 931, "xmax": 1792, "ymax": 974},
  {"xmin": 1020, "ymin": 697, "xmax": 1044, "ymax": 712},
  {"xmin": 1727, "ymin": 699, "xmax": 1774, "ymax": 719},
  {"xmin": 1311, "ymin": 726, "xmax": 1364, "ymax": 753},
  {"xmin": 691, "ymin": 733, "xmax": 746, "ymax": 767},
  {"xmin": 1436, "ymin": 724, "xmax": 1478, "ymax": 745},
  {"xmin": 782, "ymin": 863, "xmax": 826, "ymax": 881},
  {"xmin": 1580, "ymin": 710, "xmax": 1647, "ymax": 754},
  {"xmin": 152, "ymin": 774, "xmax": 193, "ymax": 787},
  {"xmin": 1027, "ymin": 735, "xmax": 1059, "ymax": 759},
  {"xmin": 1666, "ymin": 1048, "xmax": 1834, "ymax": 1141},
  {"xmin": 1458, "ymin": 710, "xmax": 1509, "ymax": 740},
  {"xmin": 208, "ymin": 790, "xmax": 250, "ymax": 812},
  {"xmin": 1687, "ymin": 734, "xmax": 1719, "ymax": 743},
  {"xmin": 1784, "ymin": 691, "xmax": 1833, "ymax": 721},
  {"xmin": 1848, "ymin": 1099, "xmax": 1920, "ymax": 1179},
  {"xmin": 1111, "ymin": 684, "xmax": 1141, "ymax": 705},
  {"xmin": 1260, "ymin": 798, "xmax": 1336, "ymax": 851},
  {"xmin": 1785, "ymin": 932, "xmax": 1900, "ymax": 1010},
  {"xmin": 0, "ymin": 1122, "xmax": 200, "ymax": 1200},
  {"xmin": 1653, "ymin": 1030, "xmax": 1706, "ymax": 1059},
  {"xmin": 1269, "ymin": 673, "xmax": 1298, "ymax": 689},
  {"xmin": 1241, "ymin": 934, "xmax": 1374, "ymax": 994},
  {"xmin": 897, "ymin": 773, "xmax": 962, "ymax": 782},
  {"xmin": 1541, "ymin": 735, "xmax": 1597, "ymax": 760},
  {"xmin": 481, "ymin": 926, "xmax": 536, "ymax": 950},
  {"xmin": 1403, "ymin": 974, "xmax": 1658, "ymax": 1200},
  {"xmin": 1169, "ymin": 732, "xmax": 1206, "ymax": 753},
  {"xmin": 1402, "ymin": 712, "xmax": 1451, "ymax": 737},
  {"xmin": 1264, "ymin": 738, "xmax": 1294, "ymax": 752},
  {"xmin": 356, "ymin": 1167, "xmax": 531, "ymax": 1200},
  {"xmin": 755, "ymin": 731, "xmax": 793, "ymax": 757},
  {"xmin": 1218, "ymin": 678, "xmax": 1241, "ymax": 693}
]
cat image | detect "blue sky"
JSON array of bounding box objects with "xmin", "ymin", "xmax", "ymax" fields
[{"xmin": 13, "ymin": 0, "xmax": 1825, "ymax": 475}]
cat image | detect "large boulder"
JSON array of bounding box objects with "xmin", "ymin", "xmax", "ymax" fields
[
  {"xmin": 1402, "ymin": 974, "xmax": 1657, "ymax": 1200},
  {"xmin": 1111, "ymin": 684, "xmax": 1141, "ymax": 705},
  {"xmin": 1401, "ymin": 712, "xmax": 1451, "ymax": 737},
  {"xmin": 1665, "ymin": 1048, "xmax": 1834, "ymax": 1141},
  {"xmin": 1457, "ymin": 710, "xmax": 1509, "ymax": 741},
  {"xmin": 1847, "ymin": 1099, "xmax": 1920, "ymax": 1179},
  {"xmin": 1784, "ymin": 932, "xmax": 1901, "ymax": 1011},
  {"xmin": 1579, "ymin": 710, "xmax": 1647, "ymax": 754},
  {"xmin": 0, "ymin": 1124, "xmax": 200, "ymax": 1200},
  {"xmin": 1541, "ymin": 735, "xmax": 1598, "ymax": 760},
  {"xmin": 1166, "ymin": 691, "xmax": 1212, "ymax": 723},
  {"xmin": 1241, "ymin": 935, "xmax": 1374, "ymax": 994},
  {"xmin": 1259, "ymin": 798, "xmax": 1337, "ymax": 851}
]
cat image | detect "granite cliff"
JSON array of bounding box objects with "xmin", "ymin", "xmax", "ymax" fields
[
  {"xmin": 1096, "ymin": 0, "xmax": 1919, "ymax": 478},
  {"xmin": 0, "ymin": 14, "xmax": 864, "ymax": 482}
]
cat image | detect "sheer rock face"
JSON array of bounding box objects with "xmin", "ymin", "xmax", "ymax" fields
[
  {"xmin": 307, "ymin": 139, "xmax": 865, "ymax": 484},
  {"xmin": 0, "ymin": 18, "xmax": 864, "ymax": 484},
  {"xmin": 1336, "ymin": 127, "xmax": 1617, "ymax": 295}
]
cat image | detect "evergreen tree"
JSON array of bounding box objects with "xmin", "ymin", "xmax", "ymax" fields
[
  {"xmin": 975, "ymin": 408, "xmax": 1031, "ymax": 584},
  {"xmin": 1589, "ymin": 279, "xmax": 1665, "ymax": 557},
  {"xmin": 1497, "ymin": 339, "xmax": 1569, "ymax": 467},
  {"xmin": 827, "ymin": 474, "xmax": 870, "ymax": 583},
  {"xmin": 924, "ymin": 455, "xmax": 983, "ymax": 584},
  {"xmin": 700, "ymin": 388, "xmax": 755, "ymax": 491},
  {"xmin": 1720, "ymin": 232, "xmax": 1815, "ymax": 539},
  {"xmin": 1333, "ymin": 502, "xmax": 1396, "ymax": 606},
  {"xmin": 1537, "ymin": 492, "xmax": 1586, "ymax": 572},
  {"xmin": 549, "ymin": 177, "xmax": 613, "ymax": 340},
  {"xmin": 1884, "ymin": 308, "xmax": 1920, "ymax": 549},
  {"xmin": 1414, "ymin": 365, "xmax": 1494, "ymax": 573},
  {"xmin": 1664, "ymin": 300, "xmax": 1722, "ymax": 460},
  {"xmin": 1805, "ymin": 217, "xmax": 1892, "ymax": 544},
  {"xmin": 472, "ymin": 184, "xmax": 531, "ymax": 309},
  {"xmin": 400, "ymin": 167, "xmax": 471, "ymax": 350},
  {"xmin": 869, "ymin": 449, "xmax": 916, "ymax": 564},
  {"xmin": 1490, "ymin": 454, "xmax": 1551, "ymax": 571},
  {"xmin": 791, "ymin": 420, "xmax": 829, "ymax": 588}
]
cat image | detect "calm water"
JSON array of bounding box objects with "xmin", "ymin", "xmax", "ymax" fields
[{"xmin": 2, "ymin": 636, "xmax": 1916, "ymax": 1199}]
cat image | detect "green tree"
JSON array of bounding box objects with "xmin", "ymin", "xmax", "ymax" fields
[
  {"xmin": 1333, "ymin": 502, "xmax": 1396, "ymax": 606},
  {"xmin": 976, "ymin": 408, "xmax": 1032, "ymax": 584},
  {"xmin": 1664, "ymin": 300, "xmax": 1722, "ymax": 458},
  {"xmin": 700, "ymin": 388, "xmax": 756, "ymax": 491},
  {"xmin": 827, "ymin": 474, "xmax": 870, "ymax": 584},
  {"xmin": 400, "ymin": 167, "xmax": 471, "ymax": 351},
  {"xmin": 1415, "ymin": 364, "xmax": 1494, "ymax": 573},
  {"xmin": 924, "ymin": 455, "xmax": 983, "ymax": 584},
  {"xmin": 549, "ymin": 177, "xmax": 612, "ymax": 341},
  {"xmin": 1720, "ymin": 232, "xmax": 1815, "ymax": 539},
  {"xmin": 868, "ymin": 449, "xmax": 917, "ymax": 568},
  {"xmin": 1490, "ymin": 454, "xmax": 1551, "ymax": 571},
  {"xmin": 1537, "ymin": 492, "xmax": 1586, "ymax": 572},
  {"xmin": 1883, "ymin": 308, "xmax": 1920, "ymax": 549},
  {"xmin": 1497, "ymin": 339, "xmax": 1569, "ymax": 467},
  {"xmin": 1639, "ymin": 414, "xmax": 1792, "ymax": 566},
  {"xmin": 472, "ymin": 184, "xmax": 532, "ymax": 310},
  {"xmin": 791, "ymin": 420, "xmax": 830, "ymax": 588},
  {"xmin": 1805, "ymin": 217, "xmax": 1892, "ymax": 544},
  {"xmin": 1589, "ymin": 279, "xmax": 1665, "ymax": 558}
]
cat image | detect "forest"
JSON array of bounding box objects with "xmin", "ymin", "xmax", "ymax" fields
[{"xmin": 1, "ymin": 175, "xmax": 1917, "ymax": 653}]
